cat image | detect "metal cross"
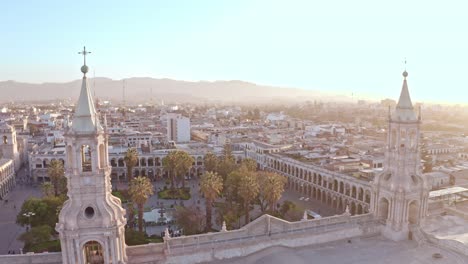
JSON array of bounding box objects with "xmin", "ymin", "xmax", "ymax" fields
[{"xmin": 78, "ymin": 46, "xmax": 91, "ymax": 65}]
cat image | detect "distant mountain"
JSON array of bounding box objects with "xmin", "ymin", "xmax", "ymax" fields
[{"xmin": 0, "ymin": 78, "xmax": 348, "ymax": 104}]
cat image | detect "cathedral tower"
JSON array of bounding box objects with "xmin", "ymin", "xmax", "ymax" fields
[
  {"xmin": 371, "ymin": 71, "xmax": 430, "ymax": 241},
  {"xmin": 0, "ymin": 123, "xmax": 20, "ymax": 171},
  {"xmin": 56, "ymin": 47, "xmax": 127, "ymax": 263}
]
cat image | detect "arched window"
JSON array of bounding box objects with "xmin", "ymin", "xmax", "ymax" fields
[
  {"xmin": 81, "ymin": 145, "xmax": 92, "ymax": 172},
  {"xmin": 2, "ymin": 136, "xmax": 7, "ymax": 144}
]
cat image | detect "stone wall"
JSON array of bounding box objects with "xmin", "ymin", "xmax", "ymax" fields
[
  {"xmin": 0, "ymin": 252, "xmax": 62, "ymax": 264},
  {"xmin": 127, "ymin": 213, "xmax": 380, "ymax": 264},
  {"xmin": 0, "ymin": 214, "xmax": 380, "ymax": 264}
]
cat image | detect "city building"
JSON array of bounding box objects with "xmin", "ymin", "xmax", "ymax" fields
[{"xmin": 166, "ymin": 113, "xmax": 190, "ymax": 143}]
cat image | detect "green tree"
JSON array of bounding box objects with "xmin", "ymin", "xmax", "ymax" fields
[
  {"xmin": 18, "ymin": 225, "xmax": 52, "ymax": 250},
  {"xmin": 40, "ymin": 182, "xmax": 54, "ymax": 197},
  {"xmin": 174, "ymin": 151, "xmax": 194, "ymax": 188},
  {"xmin": 238, "ymin": 170, "xmax": 259, "ymax": 224},
  {"xmin": 224, "ymin": 168, "xmax": 243, "ymax": 206},
  {"xmin": 241, "ymin": 158, "xmax": 257, "ymax": 172},
  {"xmin": 173, "ymin": 206, "xmax": 204, "ymax": 235},
  {"xmin": 163, "ymin": 150, "xmax": 194, "ymax": 190},
  {"xmin": 125, "ymin": 229, "xmax": 148, "ymax": 246},
  {"xmin": 200, "ymin": 172, "xmax": 223, "ymax": 231},
  {"xmin": 124, "ymin": 148, "xmax": 139, "ymax": 181},
  {"xmin": 127, "ymin": 202, "xmax": 136, "ymax": 230},
  {"xmin": 203, "ymin": 152, "xmax": 218, "ymax": 173},
  {"xmin": 279, "ymin": 200, "xmax": 303, "ymax": 221},
  {"xmin": 47, "ymin": 159, "xmax": 65, "ymax": 196},
  {"xmin": 216, "ymin": 143, "xmax": 238, "ymax": 180},
  {"xmin": 17, "ymin": 196, "xmax": 65, "ymax": 229},
  {"xmin": 129, "ymin": 176, "xmax": 154, "ymax": 232},
  {"xmin": 256, "ymin": 171, "xmax": 287, "ymax": 212}
]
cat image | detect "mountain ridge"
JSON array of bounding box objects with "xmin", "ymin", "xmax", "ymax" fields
[{"xmin": 0, "ymin": 78, "xmax": 344, "ymax": 103}]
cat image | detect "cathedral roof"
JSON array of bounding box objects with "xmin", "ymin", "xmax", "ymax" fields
[{"xmin": 393, "ymin": 71, "xmax": 417, "ymax": 122}]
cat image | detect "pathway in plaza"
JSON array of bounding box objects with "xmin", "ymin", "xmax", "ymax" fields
[{"xmin": 0, "ymin": 166, "xmax": 42, "ymax": 254}]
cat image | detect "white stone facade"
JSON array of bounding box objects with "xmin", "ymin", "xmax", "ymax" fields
[
  {"xmin": 371, "ymin": 72, "xmax": 431, "ymax": 241},
  {"xmin": 56, "ymin": 58, "xmax": 127, "ymax": 264}
]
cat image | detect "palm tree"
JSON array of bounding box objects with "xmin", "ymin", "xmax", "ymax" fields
[
  {"xmin": 47, "ymin": 160, "xmax": 65, "ymax": 197},
  {"xmin": 238, "ymin": 170, "xmax": 259, "ymax": 225},
  {"xmin": 174, "ymin": 151, "xmax": 194, "ymax": 188},
  {"xmin": 124, "ymin": 148, "xmax": 139, "ymax": 181},
  {"xmin": 203, "ymin": 152, "xmax": 218, "ymax": 173},
  {"xmin": 163, "ymin": 150, "xmax": 194, "ymax": 190},
  {"xmin": 40, "ymin": 182, "xmax": 54, "ymax": 197},
  {"xmin": 200, "ymin": 172, "xmax": 223, "ymax": 231},
  {"xmin": 257, "ymin": 171, "xmax": 287, "ymax": 212},
  {"xmin": 128, "ymin": 176, "xmax": 154, "ymax": 232}
]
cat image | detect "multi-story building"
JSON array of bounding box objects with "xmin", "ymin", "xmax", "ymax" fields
[{"xmin": 166, "ymin": 113, "xmax": 190, "ymax": 143}]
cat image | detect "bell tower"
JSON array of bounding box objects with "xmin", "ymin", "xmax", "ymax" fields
[
  {"xmin": 56, "ymin": 47, "xmax": 127, "ymax": 263},
  {"xmin": 371, "ymin": 70, "xmax": 430, "ymax": 241},
  {"xmin": 0, "ymin": 123, "xmax": 20, "ymax": 171}
]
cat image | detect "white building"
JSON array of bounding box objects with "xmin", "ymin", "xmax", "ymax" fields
[{"xmin": 166, "ymin": 113, "xmax": 190, "ymax": 143}]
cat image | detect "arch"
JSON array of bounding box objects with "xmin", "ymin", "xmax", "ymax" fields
[
  {"xmin": 345, "ymin": 183, "xmax": 350, "ymax": 196},
  {"xmin": 358, "ymin": 187, "xmax": 364, "ymax": 201},
  {"xmin": 148, "ymin": 158, "xmax": 154, "ymax": 166},
  {"xmin": 378, "ymin": 197, "xmax": 390, "ymax": 221},
  {"xmin": 408, "ymin": 200, "xmax": 419, "ymax": 225},
  {"xmin": 350, "ymin": 202, "xmax": 356, "ymax": 215},
  {"xmin": 43, "ymin": 158, "xmax": 49, "ymax": 168},
  {"xmin": 365, "ymin": 190, "xmax": 371, "ymax": 203},
  {"xmin": 339, "ymin": 181, "xmax": 344, "ymax": 193},
  {"xmin": 2, "ymin": 135, "xmax": 7, "ymax": 144},
  {"xmin": 351, "ymin": 186, "xmax": 357, "ymax": 198},
  {"xmin": 83, "ymin": 240, "xmax": 104, "ymax": 264},
  {"xmin": 118, "ymin": 158, "xmax": 124, "ymax": 167},
  {"xmin": 110, "ymin": 158, "xmax": 117, "ymax": 167},
  {"xmin": 357, "ymin": 204, "xmax": 363, "ymax": 215},
  {"xmin": 140, "ymin": 157, "xmax": 147, "ymax": 167},
  {"xmin": 81, "ymin": 145, "xmax": 92, "ymax": 172}
]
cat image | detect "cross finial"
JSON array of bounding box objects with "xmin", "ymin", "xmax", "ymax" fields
[{"xmin": 78, "ymin": 46, "xmax": 91, "ymax": 66}]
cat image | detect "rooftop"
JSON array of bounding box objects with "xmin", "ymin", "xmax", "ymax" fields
[{"xmin": 215, "ymin": 235, "xmax": 467, "ymax": 264}]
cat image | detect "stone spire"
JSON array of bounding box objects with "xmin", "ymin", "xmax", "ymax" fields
[
  {"xmin": 71, "ymin": 47, "xmax": 102, "ymax": 133},
  {"xmin": 393, "ymin": 71, "xmax": 417, "ymax": 122}
]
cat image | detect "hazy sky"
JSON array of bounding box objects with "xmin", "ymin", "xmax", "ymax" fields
[{"xmin": 1, "ymin": 0, "xmax": 467, "ymax": 103}]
